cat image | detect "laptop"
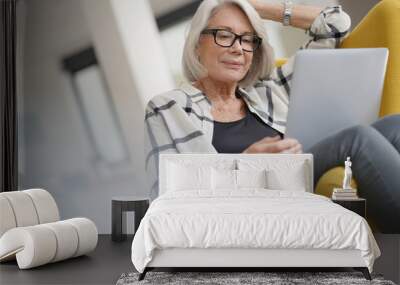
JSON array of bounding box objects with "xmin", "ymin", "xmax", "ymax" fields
[{"xmin": 284, "ymin": 48, "xmax": 388, "ymax": 151}]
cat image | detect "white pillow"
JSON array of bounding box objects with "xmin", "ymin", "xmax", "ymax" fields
[
  {"xmin": 211, "ymin": 168, "xmax": 268, "ymax": 190},
  {"xmin": 267, "ymin": 167, "xmax": 307, "ymax": 191},
  {"xmin": 211, "ymin": 168, "xmax": 236, "ymax": 190},
  {"xmin": 237, "ymin": 159, "xmax": 308, "ymax": 191},
  {"xmin": 167, "ymin": 162, "xmax": 212, "ymax": 191},
  {"xmin": 236, "ymin": 169, "xmax": 268, "ymax": 189}
]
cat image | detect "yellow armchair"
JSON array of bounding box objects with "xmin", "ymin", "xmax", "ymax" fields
[
  {"xmin": 276, "ymin": 0, "xmax": 400, "ymax": 229},
  {"xmin": 316, "ymin": 0, "xmax": 400, "ymax": 200}
]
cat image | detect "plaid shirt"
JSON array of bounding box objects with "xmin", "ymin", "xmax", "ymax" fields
[{"xmin": 144, "ymin": 5, "xmax": 351, "ymax": 199}]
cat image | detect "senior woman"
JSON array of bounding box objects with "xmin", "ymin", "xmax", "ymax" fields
[{"xmin": 144, "ymin": 0, "xmax": 400, "ymax": 233}]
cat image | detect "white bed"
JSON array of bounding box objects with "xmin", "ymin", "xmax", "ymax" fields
[{"xmin": 131, "ymin": 154, "xmax": 380, "ymax": 280}]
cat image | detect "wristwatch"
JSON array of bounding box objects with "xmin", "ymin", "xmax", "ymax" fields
[{"xmin": 282, "ymin": 0, "xmax": 293, "ymax": 26}]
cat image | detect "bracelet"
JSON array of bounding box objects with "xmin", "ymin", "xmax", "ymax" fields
[{"xmin": 282, "ymin": 0, "xmax": 293, "ymax": 26}]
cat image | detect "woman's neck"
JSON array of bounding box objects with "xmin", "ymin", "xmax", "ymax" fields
[{"xmin": 194, "ymin": 78, "xmax": 238, "ymax": 103}]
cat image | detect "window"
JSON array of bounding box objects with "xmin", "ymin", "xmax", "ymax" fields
[{"xmin": 62, "ymin": 48, "xmax": 129, "ymax": 167}]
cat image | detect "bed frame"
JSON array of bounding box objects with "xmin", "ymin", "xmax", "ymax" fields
[
  {"xmin": 138, "ymin": 154, "xmax": 372, "ymax": 281},
  {"xmin": 140, "ymin": 248, "xmax": 371, "ymax": 280}
]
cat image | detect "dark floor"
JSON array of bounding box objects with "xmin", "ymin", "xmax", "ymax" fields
[
  {"xmin": 0, "ymin": 235, "xmax": 134, "ymax": 285},
  {"xmin": 1, "ymin": 234, "xmax": 399, "ymax": 285}
]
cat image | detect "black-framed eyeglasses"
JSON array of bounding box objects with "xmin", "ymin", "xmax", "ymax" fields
[{"xmin": 201, "ymin": 28, "xmax": 262, "ymax": 52}]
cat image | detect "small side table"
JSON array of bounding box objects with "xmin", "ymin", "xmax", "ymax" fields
[
  {"xmin": 112, "ymin": 196, "xmax": 149, "ymax": 242},
  {"xmin": 332, "ymin": 198, "xmax": 366, "ymax": 218}
]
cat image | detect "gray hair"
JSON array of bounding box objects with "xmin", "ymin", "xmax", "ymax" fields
[{"xmin": 182, "ymin": 0, "xmax": 275, "ymax": 88}]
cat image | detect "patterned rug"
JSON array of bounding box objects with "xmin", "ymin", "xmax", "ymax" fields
[{"xmin": 116, "ymin": 271, "xmax": 396, "ymax": 285}]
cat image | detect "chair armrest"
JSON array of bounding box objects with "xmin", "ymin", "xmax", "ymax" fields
[{"xmin": 0, "ymin": 218, "xmax": 98, "ymax": 269}]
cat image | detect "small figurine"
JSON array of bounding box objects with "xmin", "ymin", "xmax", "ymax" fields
[{"xmin": 342, "ymin": 157, "xmax": 353, "ymax": 190}]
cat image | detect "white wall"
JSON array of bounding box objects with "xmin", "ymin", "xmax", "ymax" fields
[{"xmin": 21, "ymin": 0, "xmax": 146, "ymax": 234}]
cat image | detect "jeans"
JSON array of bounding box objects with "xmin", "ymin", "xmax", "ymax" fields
[{"xmin": 307, "ymin": 114, "xmax": 400, "ymax": 233}]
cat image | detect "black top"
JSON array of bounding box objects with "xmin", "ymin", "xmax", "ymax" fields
[{"xmin": 212, "ymin": 106, "xmax": 283, "ymax": 153}]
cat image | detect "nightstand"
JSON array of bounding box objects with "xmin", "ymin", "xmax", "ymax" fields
[
  {"xmin": 332, "ymin": 198, "xmax": 366, "ymax": 218},
  {"xmin": 111, "ymin": 196, "xmax": 149, "ymax": 242}
]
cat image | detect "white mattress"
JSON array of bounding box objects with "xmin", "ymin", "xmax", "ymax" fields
[{"xmin": 131, "ymin": 189, "xmax": 380, "ymax": 273}]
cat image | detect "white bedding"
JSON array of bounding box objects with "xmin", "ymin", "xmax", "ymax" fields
[{"xmin": 131, "ymin": 189, "xmax": 380, "ymax": 273}]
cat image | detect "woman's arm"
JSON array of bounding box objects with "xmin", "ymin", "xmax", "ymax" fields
[
  {"xmin": 249, "ymin": 0, "xmax": 323, "ymax": 30},
  {"xmin": 144, "ymin": 99, "xmax": 179, "ymax": 200},
  {"xmin": 255, "ymin": 2, "xmax": 351, "ymax": 102}
]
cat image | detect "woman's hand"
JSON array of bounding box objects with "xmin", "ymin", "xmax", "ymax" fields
[{"xmin": 243, "ymin": 135, "xmax": 303, "ymax": 154}]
